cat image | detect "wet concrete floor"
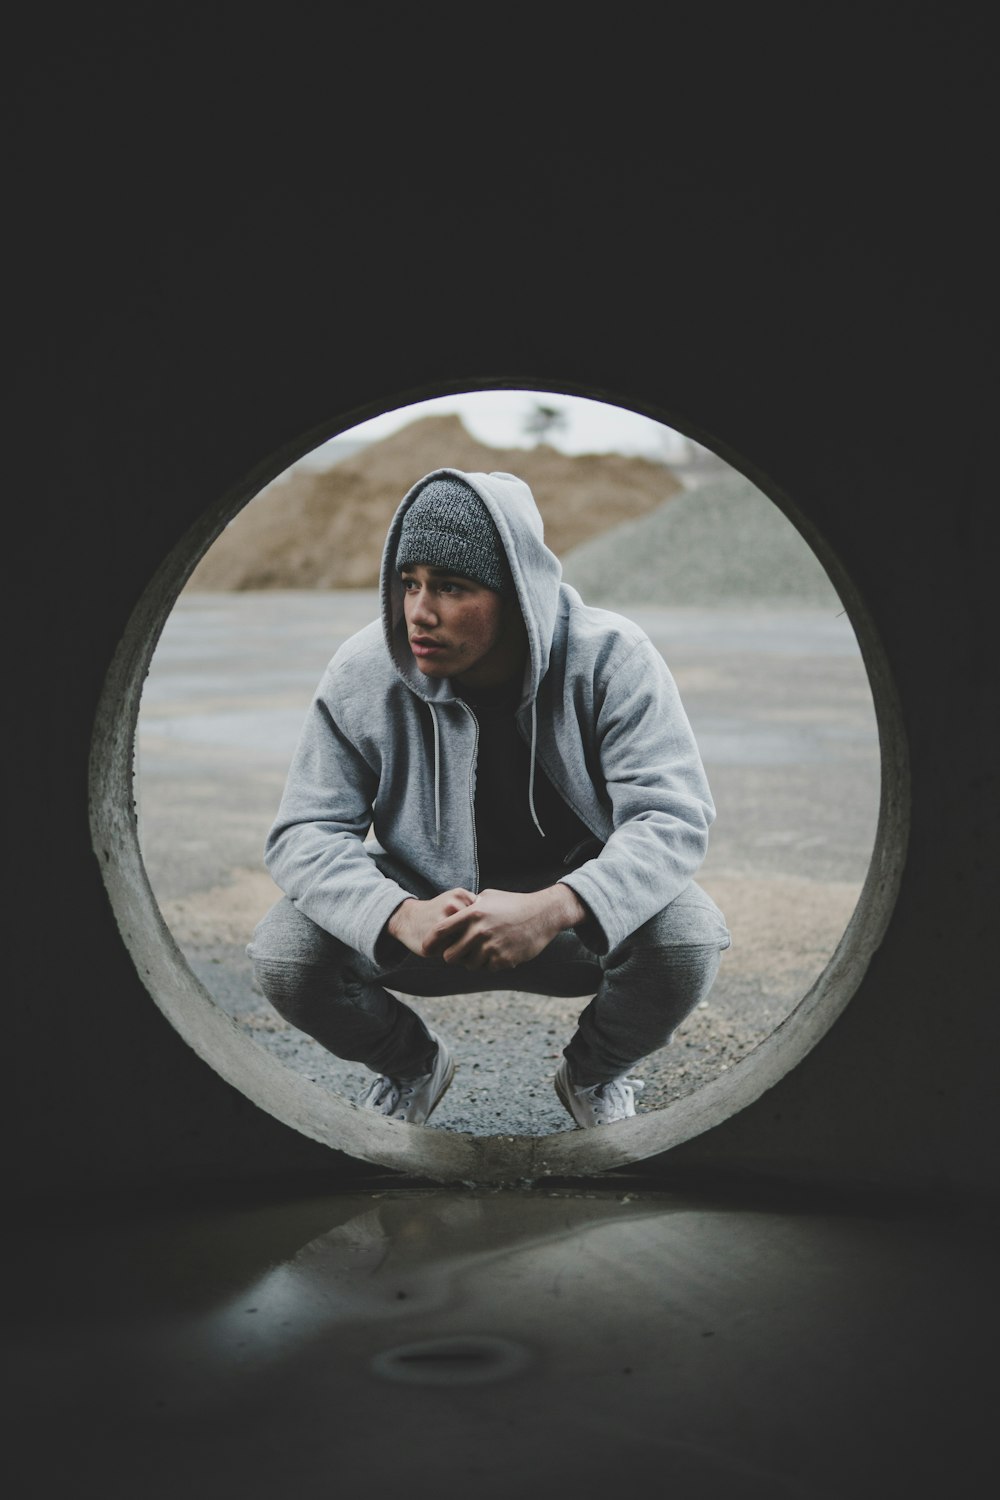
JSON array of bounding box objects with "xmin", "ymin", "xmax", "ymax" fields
[{"xmin": 7, "ymin": 1180, "xmax": 995, "ymax": 1496}]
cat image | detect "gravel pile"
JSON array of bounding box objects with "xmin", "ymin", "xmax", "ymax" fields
[{"xmin": 562, "ymin": 472, "xmax": 840, "ymax": 608}]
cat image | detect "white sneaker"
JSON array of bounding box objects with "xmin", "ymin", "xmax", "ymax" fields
[
  {"xmin": 554, "ymin": 1058, "xmax": 645, "ymax": 1127},
  {"xmin": 358, "ymin": 1033, "xmax": 456, "ymax": 1125}
]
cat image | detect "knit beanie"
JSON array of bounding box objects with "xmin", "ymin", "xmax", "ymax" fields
[{"xmin": 395, "ymin": 476, "xmax": 512, "ymax": 595}]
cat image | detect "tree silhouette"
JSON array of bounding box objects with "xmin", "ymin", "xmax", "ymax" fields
[{"xmin": 521, "ymin": 401, "xmax": 569, "ymax": 445}]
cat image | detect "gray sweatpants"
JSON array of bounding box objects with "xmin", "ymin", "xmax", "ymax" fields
[{"xmin": 248, "ymin": 866, "xmax": 730, "ymax": 1086}]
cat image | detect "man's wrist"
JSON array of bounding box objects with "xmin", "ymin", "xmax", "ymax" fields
[
  {"xmin": 386, "ymin": 897, "xmax": 417, "ymax": 940},
  {"xmin": 551, "ymin": 882, "xmax": 587, "ymax": 931}
]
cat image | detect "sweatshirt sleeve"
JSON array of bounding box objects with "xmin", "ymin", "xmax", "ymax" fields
[
  {"xmin": 559, "ymin": 637, "xmax": 716, "ymax": 954},
  {"xmin": 264, "ymin": 670, "xmax": 415, "ymax": 963}
]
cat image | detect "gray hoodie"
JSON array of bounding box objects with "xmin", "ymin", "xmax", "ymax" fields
[{"xmin": 264, "ymin": 468, "xmax": 716, "ymax": 962}]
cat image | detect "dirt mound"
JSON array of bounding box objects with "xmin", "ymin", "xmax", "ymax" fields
[{"xmin": 185, "ymin": 414, "xmax": 681, "ymax": 590}]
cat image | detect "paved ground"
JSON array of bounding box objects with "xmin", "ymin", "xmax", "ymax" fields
[{"xmin": 137, "ymin": 590, "xmax": 880, "ymax": 1136}]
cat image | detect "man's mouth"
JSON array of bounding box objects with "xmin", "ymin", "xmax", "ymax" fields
[{"xmin": 410, "ymin": 636, "xmax": 447, "ymax": 658}]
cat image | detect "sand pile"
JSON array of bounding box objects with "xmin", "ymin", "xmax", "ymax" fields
[{"xmin": 186, "ymin": 414, "xmax": 681, "ymax": 591}]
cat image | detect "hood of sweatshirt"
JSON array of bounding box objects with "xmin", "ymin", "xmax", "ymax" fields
[{"xmin": 380, "ymin": 468, "xmax": 562, "ymax": 712}]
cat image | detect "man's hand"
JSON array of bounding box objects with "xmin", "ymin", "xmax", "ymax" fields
[
  {"xmin": 424, "ymin": 884, "xmax": 587, "ymax": 972},
  {"xmin": 386, "ymin": 889, "xmax": 476, "ymax": 958}
]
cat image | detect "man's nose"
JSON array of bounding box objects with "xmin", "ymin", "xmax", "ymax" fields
[{"xmin": 410, "ymin": 589, "xmax": 438, "ymax": 624}]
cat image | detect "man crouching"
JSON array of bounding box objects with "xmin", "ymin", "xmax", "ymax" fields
[{"xmin": 249, "ymin": 469, "xmax": 730, "ymax": 1127}]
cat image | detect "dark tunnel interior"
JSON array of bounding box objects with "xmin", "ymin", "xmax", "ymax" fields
[{"xmin": 8, "ymin": 10, "xmax": 997, "ymax": 1496}]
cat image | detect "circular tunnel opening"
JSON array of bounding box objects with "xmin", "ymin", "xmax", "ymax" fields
[{"xmin": 91, "ymin": 386, "xmax": 904, "ymax": 1184}]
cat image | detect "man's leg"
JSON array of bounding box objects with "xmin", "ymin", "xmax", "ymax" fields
[
  {"xmin": 249, "ymin": 877, "xmax": 729, "ymax": 1123},
  {"xmin": 248, "ymin": 897, "xmax": 440, "ymax": 1077},
  {"xmin": 562, "ymin": 881, "xmax": 731, "ymax": 1087},
  {"xmin": 365, "ymin": 876, "xmax": 730, "ymax": 1089},
  {"xmin": 248, "ymin": 891, "xmax": 585, "ymax": 1079}
]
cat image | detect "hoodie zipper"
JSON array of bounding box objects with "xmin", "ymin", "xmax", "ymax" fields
[{"xmin": 457, "ymin": 699, "xmax": 481, "ymax": 891}]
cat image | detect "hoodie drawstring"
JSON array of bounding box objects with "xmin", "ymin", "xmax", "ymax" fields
[
  {"xmin": 428, "ymin": 703, "xmax": 442, "ymax": 845},
  {"xmin": 527, "ymin": 697, "xmax": 545, "ymax": 837}
]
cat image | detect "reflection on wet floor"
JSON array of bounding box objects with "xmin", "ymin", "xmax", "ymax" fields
[{"xmin": 6, "ymin": 1183, "xmax": 994, "ymax": 1496}]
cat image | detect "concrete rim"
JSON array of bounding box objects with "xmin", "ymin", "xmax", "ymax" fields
[{"xmin": 87, "ymin": 390, "xmax": 909, "ymax": 1186}]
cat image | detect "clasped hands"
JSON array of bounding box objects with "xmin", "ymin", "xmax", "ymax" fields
[{"xmin": 386, "ymin": 884, "xmax": 586, "ymax": 972}]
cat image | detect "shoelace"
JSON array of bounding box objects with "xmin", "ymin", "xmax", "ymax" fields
[
  {"xmin": 588, "ymin": 1076, "xmax": 645, "ymax": 1120},
  {"xmin": 364, "ymin": 1070, "xmax": 430, "ymax": 1117},
  {"xmin": 365, "ymin": 1077, "xmax": 401, "ymax": 1113}
]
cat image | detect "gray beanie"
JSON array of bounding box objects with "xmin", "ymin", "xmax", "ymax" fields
[{"xmin": 395, "ymin": 476, "xmax": 512, "ymax": 595}]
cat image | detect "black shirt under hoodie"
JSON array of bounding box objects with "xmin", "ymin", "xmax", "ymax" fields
[{"xmin": 459, "ymin": 679, "xmax": 596, "ymax": 885}]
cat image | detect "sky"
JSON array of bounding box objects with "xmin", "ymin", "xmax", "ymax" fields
[{"xmin": 294, "ymin": 390, "xmax": 707, "ymax": 469}]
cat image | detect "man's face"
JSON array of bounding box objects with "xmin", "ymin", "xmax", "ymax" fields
[{"xmin": 401, "ymin": 564, "xmax": 521, "ymax": 687}]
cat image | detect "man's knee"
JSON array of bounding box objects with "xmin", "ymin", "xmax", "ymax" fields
[
  {"xmin": 247, "ymin": 898, "xmax": 348, "ymax": 1009},
  {"xmin": 632, "ymin": 881, "xmax": 731, "ymax": 953}
]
